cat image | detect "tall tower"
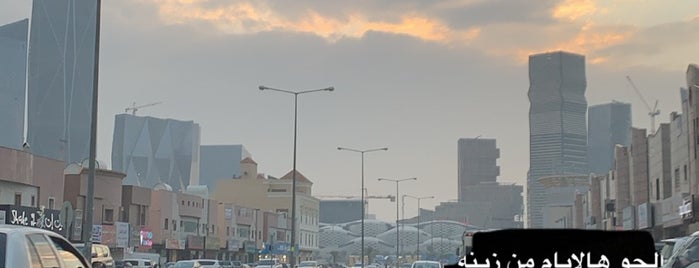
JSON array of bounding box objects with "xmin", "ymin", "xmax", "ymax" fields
[
  {"xmin": 26, "ymin": 0, "xmax": 99, "ymax": 164},
  {"xmin": 457, "ymin": 138, "xmax": 500, "ymax": 201},
  {"xmin": 0, "ymin": 19, "xmax": 28, "ymax": 150},
  {"xmin": 587, "ymin": 102, "xmax": 632, "ymax": 175},
  {"xmin": 527, "ymin": 51, "xmax": 589, "ymax": 228}
]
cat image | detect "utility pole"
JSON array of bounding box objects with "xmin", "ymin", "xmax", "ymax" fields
[{"xmin": 82, "ymin": 0, "xmax": 102, "ymax": 262}]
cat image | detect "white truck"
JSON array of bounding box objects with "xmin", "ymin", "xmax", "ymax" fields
[{"xmin": 123, "ymin": 252, "xmax": 162, "ymax": 267}]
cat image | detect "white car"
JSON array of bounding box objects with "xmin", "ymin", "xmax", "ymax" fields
[
  {"xmin": 256, "ymin": 259, "xmax": 283, "ymax": 268},
  {"xmin": 299, "ymin": 261, "xmax": 320, "ymax": 268},
  {"xmin": 174, "ymin": 259, "xmax": 223, "ymax": 268},
  {"xmin": 123, "ymin": 258, "xmax": 155, "ymax": 267},
  {"xmin": 410, "ymin": 261, "xmax": 441, "ymax": 268},
  {"xmin": 0, "ymin": 224, "xmax": 91, "ymax": 268}
]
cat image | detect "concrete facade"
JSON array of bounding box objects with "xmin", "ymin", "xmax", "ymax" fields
[
  {"xmin": 63, "ymin": 166, "xmax": 126, "ymax": 226},
  {"xmin": 670, "ymin": 110, "xmax": 691, "ymax": 196},
  {"xmin": 0, "ymin": 146, "xmax": 65, "ymax": 209},
  {"xmin": 213, "ymin": 158, "xmax": 319, "ymax": 260},
  {"xmin": 649, "ymin": 124, "xmax": 672, "ymax": 202},
  {"xmin": 433, "ymin": 182, "xmax": 523, "ymax": 229},
  {"xmin": 0, "ymin": 19, "xmax": 28, "ymax": 150},
  {"xmin": 527, "ymin": 51, "xmax": 589, "ymax": 228},
  {"xmin": 630, "ymin": 128, "xmax": 650, "ymax": 206}
]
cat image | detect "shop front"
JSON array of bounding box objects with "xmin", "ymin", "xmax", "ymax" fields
[
  {"xmin": 186, "ymin": 235, "xmax": 205, "ymax": 259},
  {"xmin": 204, "ymin": 236, "xmax": 221, "ymax": 259},
  {"xmin": 165, "ymin": 238, "xmax": 186, "ymax": 262},
  {"xmin": 244, "ymin": 240, "xmax": 257, "ymax": 263},
  {"xmin": 225, "ymin": 239, "xmax": 242, "ymax": 261}
]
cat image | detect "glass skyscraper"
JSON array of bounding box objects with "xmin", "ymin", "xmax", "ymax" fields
[
  {"xmin": 26, "ymin": 0, "xmax": 99, "ymax": 164},
  {"xmin": 0, "ymin": 19, "xmax": 28, "ymax": 150},
  {"xmin": 587, "ymin": 102, "xmax": 632, "ymax": 175},
  {"xmin": 527, "ymin": 51, "xmax": 589, "ymax": 228},
  {"xmin": 112, "ymin": 114, "xmax": 201, "ymax": 191}
]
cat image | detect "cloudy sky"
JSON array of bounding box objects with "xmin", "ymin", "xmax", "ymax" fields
[{"xmin": 1, "ymin": 0, "xmax": 698, "ymax": 222}]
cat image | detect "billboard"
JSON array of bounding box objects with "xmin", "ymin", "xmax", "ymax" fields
[{"xmin": 0, "ymin": 205, "xmax": 63, "ymax": 234}]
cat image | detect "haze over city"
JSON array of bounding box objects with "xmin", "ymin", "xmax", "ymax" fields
[{"xmin": 1, "ymin": 0, "xmax": 698, "ymax": 223}]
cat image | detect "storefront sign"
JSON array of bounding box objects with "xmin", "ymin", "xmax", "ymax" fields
[
  {"xmin": 622, "ymin": 206, "xmax": 635, "ymax": 230},
  {"xmin": 681, "ymin": 195, "xmax": 694, "ymax": 220},
  {"xmin": 187, "ymin": 235, "xmax": 204, "ymax": 250},
  {"xmin": 101, "ymin": 225, "xmax": 116, "ymax": 246},
  {"xmin": 244, "ymin": 241, "xmax": 257, "ymax": 253},
  {"xmin": 115, "ymin": 222, "xmax": 130, "ymax": 248},
  {"xmin": 139, "ymin": 228, "xmax": 153, "ymax": 248},
  {"xmin": 637, "ymin": 203, "xmax": 652, "ymax": 229},
  {"xmin": 166, "ymin": 239, "xmax": 186, "ymax": 250},
  {"xmin": 205, "ymin": 237, "xmax": 220, "ymax": 250},
  {"xmin": 0, "ymin": 205, "xmax": 63, "ymax": 233},
  {"xmin": 72, "ymin": 210, "xmax": 83, "ymax": 241},
  {"xmin": 92, "ymin": 225, "xmax": 103, "ymax": 243},
  {"xmin": 227, "ymin": 239, "xmax": 241, "ymax": 251}
]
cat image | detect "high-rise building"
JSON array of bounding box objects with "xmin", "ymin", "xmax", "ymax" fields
[
  {"xmin": 629, "ymin": 128, "xmax": 650, "ymax": 206},
  {"xmin": 26, "ymin": 0, "xmax": 99, "ymax": 164},
  {"xmin": 199, "ymin": 144, "xmax": 252, "ymax": 191},
  {"xmin": 111, "ymin": 114, "xmax": 201, "ymax": 191},
  {"xmin": 0, "ymin": 19, "xmax": 28, "ymax": 150},
  {"xmin": 527, "ymin": 51, "xmax": 589, "ymax": 228},
  {"xmin": 587, "ymin": 102, "xmax": 632, "ymax": 175},
  {"xmin": 457, "ymin": 138, "xmax": 500, "ymax": 201}
]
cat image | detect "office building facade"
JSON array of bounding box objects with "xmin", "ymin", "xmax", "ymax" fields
[
  {"xmin": 527, "ymin": 51, "xmax": 589, "ymax": 228},
  {"xmin": 0, "ymin": 19, "xmax": 28, "ymax": 150},
  {"xmin": 199, "ymin": 145, "xmax": 252, "ymax": 191},
  {"xmin": 588, "ymin": 102, "xmax": 632, "ymax": 175},
  {"xmin": 26, "ymin": 0, "xmax": 99, "ymax": 164},
  {"xmin": 111, "ymin": 114, "xmax": 201, "ymax": 191},
  {"xmin": 457, "ymin": 138, "xmax": 500, "ymax": 201}
]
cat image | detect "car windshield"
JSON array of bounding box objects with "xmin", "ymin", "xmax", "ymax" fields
[
  {"xmin": 258, "ymin": 260, "xmax": 276, "ymax": 265},
  {"xmin": 300, "ymin": 262, "xmax": 316, "ymax": 266},
  {"xmin": 200, "ymin": 260, "xmax": 216, "ymax": 265}
]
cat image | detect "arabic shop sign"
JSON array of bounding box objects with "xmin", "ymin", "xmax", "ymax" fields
[
  {"xmin": 0, "ymin": 205, "xmax": 63, "ymax": 233},
  {"xmin": 458, "ymin": 252, "xmax": 664, "ymax": 268}
]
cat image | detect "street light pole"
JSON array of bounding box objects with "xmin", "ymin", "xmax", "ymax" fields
[
  {"xmin": 378, "ymin": 178, "xmax": 417, "ymax": 265},
  {"xmin": 338, "ymin": 147, "xmax": 387, "ymax": 267},
  {"xmin": 404, "ymin": 195, "xmax": 434, "ymax": 260},
  {"xmin": 260, "ymin": 85, "xmax": 334, "ymax": 267},
  {"xmin": 82, "ymin": 0, "xmax": 102, "ymax": 262}
]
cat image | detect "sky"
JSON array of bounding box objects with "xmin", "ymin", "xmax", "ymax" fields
[{"xmin": 1, "ymin": 0, "xmax": 698, "ymax": 222}]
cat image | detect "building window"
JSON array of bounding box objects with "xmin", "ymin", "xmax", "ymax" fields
[
  {"xmin": 675, "ymin": 168, "xmax": 681, "ymax": 188},
  {"xmin": 182, "ymin": 200, "xmax": 185, "ymax": 206},
  {"xmin": 212, "ymin": 225, "xmax": 215, "ymax": 235},
  {"xmin": 48, "ymin": 197, "xmax": 55, "ymax": 209},
  {"xmin": 31, "ymin": 196, "xmax": 35, "ymax": 207},
  {"xmin": 14, "ymin": 193, "xmax": 21, "ymax": 206},
  {"xmin": 685, "ymin": 165, "xmax": 688, "ymax": 181},
  {"xmin": 165, "ymin": 218, "xmax": 169, "ymax": 230},
  {"xmin": 104, "ymin": 209, "xmax": 114, "ymax": 223},
  {"xmin": 173, "ymin": 220, "xmax": 177, "ymax": 231},
  {"xmin": 227, "ymin": 226, "xmax": 230, "ymax": 236},
  {"xmin": 656, "ymin": 178, "xmax": 660, "ymax": 201},
  {"xmin": 139, "ymin": 205, "xmax": 146, "ymax": 225}
]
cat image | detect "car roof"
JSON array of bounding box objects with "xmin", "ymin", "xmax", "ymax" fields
[
  {"xmin": 662, "ymin": 237, "xmax": 688, "ymax": 243},
  {"xmin": 124, "ymin": 258, "xmax": 152, "ymax": 261},
  {"xmin": 0, "ymin": 224, "xmax": 60, "ymax": 236}
]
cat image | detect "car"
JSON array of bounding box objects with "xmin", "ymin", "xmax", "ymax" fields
[
  {"xmin": 256, "ymin": 259, "xmax": 283, "ymax": 268},
  {"xmin": 220, "ymin": 260, "xmax": 234, "ymax": 268},
  {"xmin": 123, "ymin": 258, "xmax": 155, "ymax": 267},
  {"xmin": 0, "ymin": 224, "xmax": 91, "ymax": 268},
  {"xmin": 299, "ymin": 261, "xmax": 320, "ymax": 268},
  {"xmin": 173, "ymin": 259, "xmax": 224, "ymax": 268},
  {"xmin": 75, "ymin": 242, "xmax": 116, "ymax": 268},
  {"xmin": 661, "ymin": 237, "xmax": 690, "ymax": 264},
  {"xmin": 410, "ymin": 261, "xmax": 441, "ymax": 268}
]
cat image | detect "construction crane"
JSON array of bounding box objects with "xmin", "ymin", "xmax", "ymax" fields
[
  {"xmin": 125, "ymin": 101, "xmax": 162, "ymax": 115},
  {"xmin": 626, "ymin": 75, "xmax": 660, "ymax": 131}
]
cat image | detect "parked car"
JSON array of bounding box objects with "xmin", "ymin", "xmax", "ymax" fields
[
  {"xmin": 220, "ymin": 260, "xmax": 234, "ymax": 268},
  {"xmin": 123, "ymin": 258, "xmax": 156, "ymax": 267},
  {"xmin": 0, "ymin": 224, "xmax": 90, "ymax": 267},
  {"xmin": 75, "ymin": 242, "xmax": 116, "ymax": 268},
  {"xmin": 300, "ymin": 261, "xmax": 320, "ymax": 268},
  {"xmin": 174, "ymin": 259, "xmax": 223, "ymax": 268},
  {"xmin": 410, "ymin": 261, "xmax": 441, "ymax": 268},
  {"xmin": 256, "ymin": 259, "xmax": 283, "ymax": 268}
]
